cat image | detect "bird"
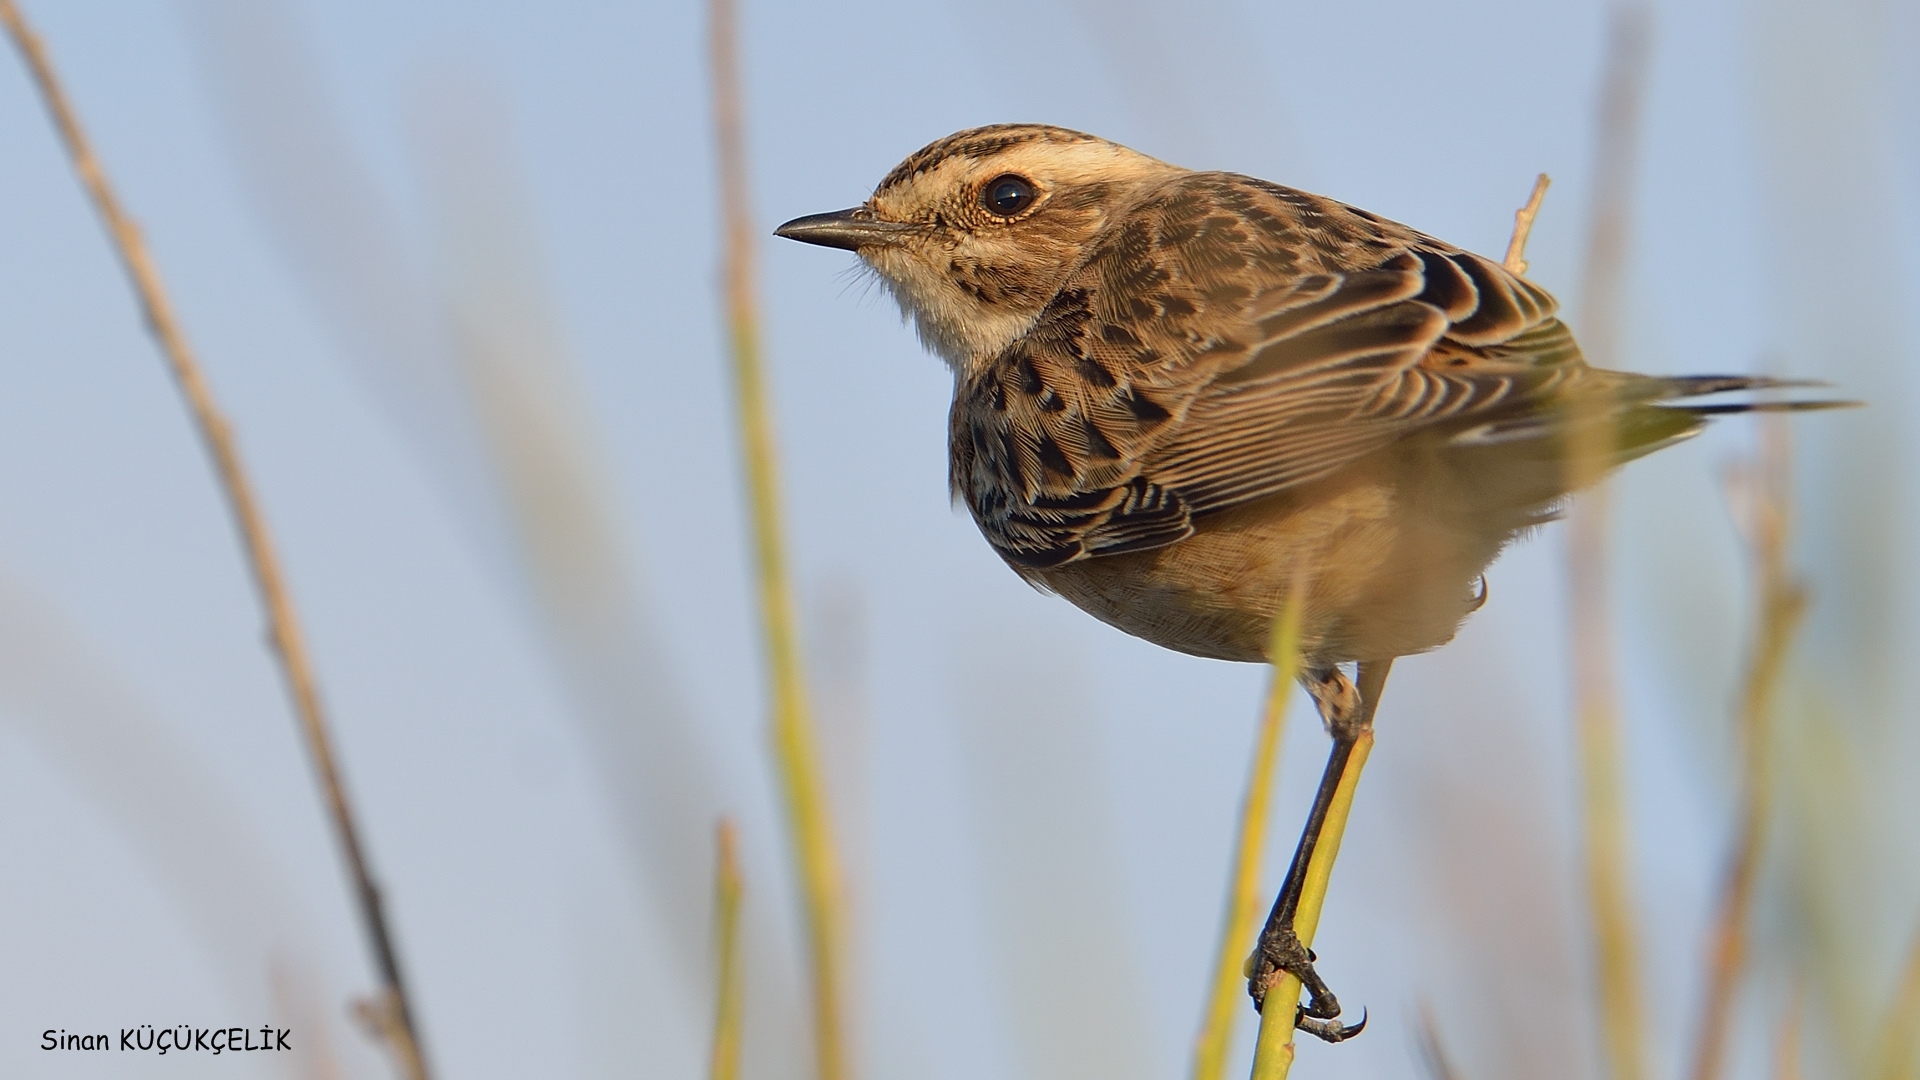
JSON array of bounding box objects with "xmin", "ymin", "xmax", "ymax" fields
[{"xmin": 774, "ymin": 122, "xmax": 1840, "ymax": 1043}]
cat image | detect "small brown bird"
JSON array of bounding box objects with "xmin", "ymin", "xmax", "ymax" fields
[{"xmin": 776, "ymin": 123, "xmax": 1836, "ymax": 1041}]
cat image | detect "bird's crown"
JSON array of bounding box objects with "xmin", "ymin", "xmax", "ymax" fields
[{"xmin": 871, "ymin": 123, "xmax": 1107, "ymax": 194}]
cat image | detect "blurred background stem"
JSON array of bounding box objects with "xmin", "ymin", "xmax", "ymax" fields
[
  {"xmin": 0, "ymin": 5, "xmax": 429, "ymax": 1077},
  {"xmin": 707, "ymin": 1, "xmax": 851, "ymax": 1077},
  {"xmin": 1567, "ymin": 9, "xmax": 1653, "ymax": 1080},
  {"xmin": 1690, "ymin": 420, "xmax": 1808, "ymax": 1080},
  {"xmin": 1879, "ymin": 914, "xmax": 1920, "ymax": 1080},
  {"xmin": 1772, "ymin": 984, "xmax": 1805, "ymax": 1080},
  {"xmin": 711, "ymin": 820, "xmax": 746, "ymax": 1080}
]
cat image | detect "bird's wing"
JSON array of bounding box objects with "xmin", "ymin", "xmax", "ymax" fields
[{"xmin": 953, "ymin": 172, "xmax": 1582, "ymax": 569}]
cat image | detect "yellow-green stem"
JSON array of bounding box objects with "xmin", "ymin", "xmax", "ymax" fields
[
  {"xmin": 1191, "ymin": 592, "xmax": 1304, "ymax": 1080},
  {"xmin": 1248, "ymin": 726, "xmax": 1376, "ymax": 1080},
  {"xmin": 707, "ymin": 1, "xmax": 849, "ymax": 1077}
]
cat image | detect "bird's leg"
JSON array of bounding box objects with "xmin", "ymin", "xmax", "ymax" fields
[
  {"xmin": 1245, "ymin": 659, "xmax": 1393, "ymax": 1044},
  {"xmin": 1244, "ymin": 669, "xmax": 1362, "ymax": 1038}
]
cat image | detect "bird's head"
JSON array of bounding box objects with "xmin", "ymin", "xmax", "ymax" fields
[{"xmin": 776, "ymin": 124, "xmax": 1179, "ymax": 375}]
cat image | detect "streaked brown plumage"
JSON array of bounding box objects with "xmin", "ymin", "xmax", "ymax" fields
[
  {"xmin": 776, "ymin": 123, "xmax": 1836, "ymax": 1038},
  {"xmin": 778, "ymin": 123, "xmax": 1804, "ymax": 667}
]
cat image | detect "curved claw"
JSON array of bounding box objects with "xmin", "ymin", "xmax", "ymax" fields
[
  {"xmin": 1468, "ymin": 573, "xmax": 1490, "ymax": 613},
  {"xmin": 1295, "ymin": 1007, "xmax": 1367, "ymax": 1044}
]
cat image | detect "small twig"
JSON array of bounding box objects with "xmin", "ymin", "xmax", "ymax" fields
[
  {"xmin": 707, "ymin": 1, "xmax": 851, "ymax": 1078},
  {"xmin": 710, "ymin": 820, "xmax": 746, "ymax": 1080},
  {"xmin": 1689, "ymin": 420, "xmax": 1808, "ymax": 1080},
  {"xmin": 0, "ymin": 5, "xmax": 428, "ymax": 1077},
  {"xmin": 1191, "ymin": 587, "xmax": 1305, "ymax": 1080},
  {"xmin": 1566, "ymin": 11, "xmax": 1655, "ymax": 1080},
  {"xmin": 1503, "ymin": 174, "xmax": 1551, "ymax": 277}
]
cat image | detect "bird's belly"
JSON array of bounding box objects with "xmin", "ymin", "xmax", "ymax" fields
[{"xmin": 1023, "ymin": 473, "xmax": 1523, "ymax": 665}]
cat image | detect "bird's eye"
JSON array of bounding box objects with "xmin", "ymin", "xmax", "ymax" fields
[{"xmin": 982, "ymin": 174, "xmax": 1037, "ymax": 217}]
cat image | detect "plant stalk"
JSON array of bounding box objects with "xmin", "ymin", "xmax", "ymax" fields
[
  {"xmin": 707, "ymin": 1, "xmax": 851, "ymax": 1077},
  {"xmin": 710, "ymin": 820, "xmax": 746, "ymax": 1080},
  {"xmin": 0, "ymin": 5, "xmax": 429, "ymax": 1076},
  {"xmin": 1247, "ymin": 725, "xmax": 1376, "ymax": 1080},
  {"xmin": 1192, "ymin": 590, "xmax": 1304, "ymax": 1080}
]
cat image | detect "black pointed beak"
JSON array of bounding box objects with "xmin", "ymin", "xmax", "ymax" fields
[{"xmin": 773, "ymin": 207, "xmax": 914, "ymax": 252}]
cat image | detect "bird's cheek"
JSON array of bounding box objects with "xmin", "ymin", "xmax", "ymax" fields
[
  {"xmin": 861, "ymin": 251, "xmax": 949, "ymax": 316},
  {"xmin": 858, "ymin": 245, "xmax": 913, "ymax": 285}
]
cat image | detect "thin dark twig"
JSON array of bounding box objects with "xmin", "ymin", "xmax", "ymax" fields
[{"xmin": 0, "ymin": 5, "xmax": 428, "ymax": 1077}]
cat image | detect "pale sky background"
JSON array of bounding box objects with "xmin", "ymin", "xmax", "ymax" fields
[{"xmin": 1, "ymin": 2, "xmax": 1916, "ymax": 1079}]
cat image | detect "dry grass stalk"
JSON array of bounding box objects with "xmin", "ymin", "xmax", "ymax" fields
[
  {"xmin": 349, "ymin": 989, "xmax": 427, "ymax": 1080},
  {"xmin": 1566, "ymin": 10, "xmax": 1654, "ymax": 1080},
  {"xmin": 1191, "ymin": 587, "xmax": 1306, "ymax": 1080},
  {"xmin": 1689, "ymin": 420, "xmax": 1809, "ymax": 1080},
  {"xmin": 707, "ymin": 1, "xmax": 851, "ymax": 1077},
  {"xmin": 710, "ymin": 820, "xmax": 746, "ymax": 1080},
  {"xmin": 1503, "ymin": 174, "xmax": 1551, "ymax": 277},
  {"xmin": 0, "ymin": 5, "xmax": 429, "ymax": 1077},
  {"xmin": 1248, "ymin": 718, "xmax": 1377, "ymax": 1080}
]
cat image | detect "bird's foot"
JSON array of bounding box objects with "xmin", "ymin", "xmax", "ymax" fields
[{"xmin": 1245, "ymin": 924, "xmax": 1366, "ymax": 1043}]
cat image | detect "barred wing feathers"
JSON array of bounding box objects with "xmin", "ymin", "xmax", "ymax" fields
[{"xmin": 951, "ymin": 173, "xmax": 1578, "ymax": 569}]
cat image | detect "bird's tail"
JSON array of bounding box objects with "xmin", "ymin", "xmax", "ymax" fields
[
  {"xmin": 1621, "ymin": 374, "xmax": 1856, "ymax": 458},
  {"xmin": 1649, "ymin": 373, "xmax": 1859, "ymax": 414},
  {"xmin": 1450, "ymin": 372, "xmax": 1855, "ymax": 457},
  {"xmin": 1437, "ymin": 372, "xmax": 1855, "ymax": 520}
]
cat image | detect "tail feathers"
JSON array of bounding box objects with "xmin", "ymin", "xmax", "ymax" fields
[
  {"xmin": 1436, "ymin": 372, "xmax": 1853, "ymax": 522},
  {"xmin": 1653, "ymin": 374, "xmax": 1832, "ymax": 400},
  {"xmin": 1673, "ymin": 399, "xmax": 1859, "ymax": 416},
  {"xmin": 1612, "ymin": 376, "xmax": 1858, "ymax": 459},
  {"xmin": 1449, "ymin": 373, "xmax": 1856, "ymax": 450},
  {"xmin": 1655, "ymin": 373, "xmax": 1859, "ymax": 417},
  {"xmin": 1635, "ymin": 374, "xmax": 1858, "ymax": 417}
]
